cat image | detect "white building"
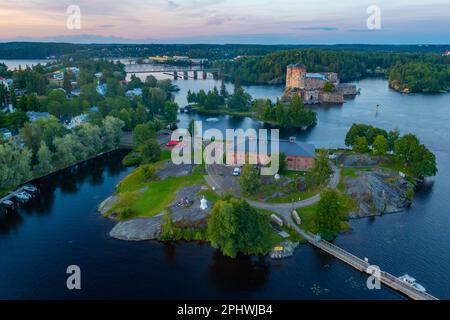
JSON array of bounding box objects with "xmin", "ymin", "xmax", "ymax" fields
[
  {"xmin": 0, "ymin": 77, "xmax": 13, "ymax": 90},
  {"xmin": 65, "ymin": 114, "xmax": 88, "ymax": 130}
]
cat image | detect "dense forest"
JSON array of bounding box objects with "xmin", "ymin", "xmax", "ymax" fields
[
  {"xmin": 215, "ymin": 49, "xmax": 450, "ymax": 83},
  {"xmin": 389, "ymin": 62, "xmax": 450, "ymax": 93},
  {"xmin": 0, "ymin": 42, "xmax": 449, "ymax": 60}
]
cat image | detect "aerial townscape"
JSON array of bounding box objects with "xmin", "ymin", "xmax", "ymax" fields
[{"xmin": 0, "ymin": 0, "xmax": 449, "ymax": 306}]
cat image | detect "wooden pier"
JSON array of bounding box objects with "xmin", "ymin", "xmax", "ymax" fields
[{"xmin": 1, "ymin": 186, "xmax": 27, "ymax": 209}]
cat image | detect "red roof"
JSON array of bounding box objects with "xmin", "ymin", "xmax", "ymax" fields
[{"xmin": 167, "ymin": 140, "xmax": 180, "ymax": 146}]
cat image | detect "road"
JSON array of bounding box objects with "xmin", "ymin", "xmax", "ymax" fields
[{"xmin": 205, "ymin": 162, "xmax": 340, "ymax": 216}]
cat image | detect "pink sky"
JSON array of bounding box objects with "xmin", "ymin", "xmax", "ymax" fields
[{"xmin": 1, "ymin": 0, "xmax": 449, "ymax": 44}]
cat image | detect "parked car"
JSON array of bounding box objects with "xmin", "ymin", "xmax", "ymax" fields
[{"xmin": 233, "ymin": 168, "xmax": 241, "ymax": 176}]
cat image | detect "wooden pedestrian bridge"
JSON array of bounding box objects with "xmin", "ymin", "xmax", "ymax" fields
[{"xmin": 298, "ymin": 229, "xmax": 438, "ymax": 300}]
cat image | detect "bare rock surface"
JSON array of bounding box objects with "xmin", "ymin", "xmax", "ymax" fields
[
  {"xmin": 109, "ymin": 185, "xmax": 211, "ymax": 241},
  {"xmin": 344, "ymin": 169, "xmax": 413, "ymax": 218}
]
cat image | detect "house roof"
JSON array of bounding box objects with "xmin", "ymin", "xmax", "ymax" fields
[
  {"xmin": 306, "ymin": 73, "xmax": 327, "ymax": 81},
  {"xmin": 232, "ymin": 139, "xmax": 316, "ymax": 158},
  {"xmin": 279, "ymin": 140, "xmax": 316, "ymax": 158}
]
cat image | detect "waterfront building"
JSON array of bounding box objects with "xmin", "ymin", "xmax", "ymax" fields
[{"xmin": 285, "ymin": 63, "xmax": 356, "ymax": 104}]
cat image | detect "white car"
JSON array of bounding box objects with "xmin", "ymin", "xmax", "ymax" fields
[
  {"xmin": 328, "ymin": 152, "xmax": 337, "ymax": 160},
  {"xmin": 233, "ymin": 168, "xmax": 241, "ymax": 176}
]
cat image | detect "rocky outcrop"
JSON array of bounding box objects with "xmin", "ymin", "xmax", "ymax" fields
[
  {"xmin": 270, "ymin": 241, "xmax": 299, "ymax": 259},
  {"xmin": 110, "ymin": 216, "xmax": 163, "ymax": 241},
  {"xmin": 344, "ymin": 169, "xmax": 413, "ymax": 218},
  {"xmin": 109, "ymin": 185, "xmax": 212, "ymax": 241}
]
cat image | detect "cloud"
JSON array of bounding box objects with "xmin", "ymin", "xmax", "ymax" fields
[
  {"xmin": 167, "ymin": 0, "xmax": 180, "ymax": 9},
  {"xmin": 97, "ymin": 24, "xmax": 116, "ymax": 28},
  {"xmin": 296, "ymin": 26, "xmax": 338, "ymax": 31}
]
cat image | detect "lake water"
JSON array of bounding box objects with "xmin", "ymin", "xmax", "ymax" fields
[
  {"xmin": 0, "ymin": 65, "xmax": 449, "ymax": 299},
  {"xmin": 0, "ymin": 59, "xmax": 53, "ymax": 70}
]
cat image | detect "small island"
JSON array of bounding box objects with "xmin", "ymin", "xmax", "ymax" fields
[
  {"xmin": 99, "ymin": 122, "xmax": 437, "ymax": 260},
  {"xmin": 389, "ymin": 61, "xmax": 450, "ymax": 93}
]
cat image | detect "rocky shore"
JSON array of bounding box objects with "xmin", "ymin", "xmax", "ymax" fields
[
  {"xmin": 344, "ymin": 168, "xmax": 414, "ymax": 218},
  {"xmin": 108, "ymin": 185, "xmax": 212, "ymax": 241}
]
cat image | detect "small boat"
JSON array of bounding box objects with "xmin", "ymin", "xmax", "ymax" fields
[
  {"xmin": 2, "ymin": 200, "xmax": 14, "ymax": 207},
  {"xmin": 398, "ymin": 274, "xmax": 426, "ymax": 293},
  {"xmin": 206, "ymin": 117, "xmax": 219, "ymax": 123},
  {"xmin": 15, "ymin": 191, "xmax": 31, "ymax": 201},
  {"xmin": 23, "ymin": 185, "xmax": 38, "ymax": 193}
]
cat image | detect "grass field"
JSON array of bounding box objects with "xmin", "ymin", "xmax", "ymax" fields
[{"xmin": 110, "ymin": 163, "xmax": 207, "ymax": 220}]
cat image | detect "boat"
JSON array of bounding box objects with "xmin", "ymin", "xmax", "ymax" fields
[
  {"xmin": 398, "ymin": 274, "xmax": 427, "ymax": 292},
  {"xmin": 2, "ymin": 200, "xmax": 14, "ymax": 207},
  {"xmin": 15, "ymin": 191, "xmax": 31, "ymax": 201},
  {"xmin": 206, "ymin": 117, "xmax": 219, "ymax": 123},
  {"xmin": 23, "ymin": 185, "xmax": 38, "ymax": 193}
]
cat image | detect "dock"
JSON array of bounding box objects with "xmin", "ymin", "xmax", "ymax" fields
[{"xmin": 1, "ymin": 186, "xmax": 36, "ymax": 211}]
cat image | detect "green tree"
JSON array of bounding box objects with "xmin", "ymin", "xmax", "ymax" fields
[
  {"xmin": 315, "ymin": 189, "xmax": 344, "ymax": 240},
  {"xmin": 394, "ymin": 134, "xmax": 437, "ymax": 178},
  {"xmin": 372, "ymin": 135, "xmax": 388, "ymax": 156},
  {"xmin": 76, "ymin": 123, "xmax": 103, "ymax": 156},
  {"xmin": 0, "ymin": 143, "xmax": 32, "ymax": 189},
  {"xmin": 63, "ymin": 72, "xmax": 72, "ymax": 92},
  {"xmin": 352, "ymin": 136, "xmax": 369, "ymax": 153},
  {"xmin": 207, "ymin": 198, "xmax": 273, "ymax": 258},
  {"xmin": 228, "ymin": 87, "xmax": 252, "ymax": 111},
  {"xmin": 164, "ymin": 101, "xmax": 179, "ymax": 123},
  {"xmin": 387, "ymin": 128, "xmax": 400, "ymax": 151},
  {"xmin": 239, "ymin": 164, "xmax": 261, "ymax": 195},
  {"xmin": 102, "ymin": 116, "xmax": 124, "ymax": 150},
  {"xmin": 133, "ymin": 123, "xmax": 156, "ymax": 146},
  {"xmin": 140, "ymin": 139, "xmax": 162, "ymax": 163},
  {"xmin": 323, "ymin": 81, "xmax": 333, "ymax": 92},
  {"xmin": 35, "ymin": 142, "xmax": 53, "ymax": 174},
  {"xmin": 278, "ymin": 153, "xmax": 287, "ymax": 174},
  {"xmin": 305, "ymin": 153, "xmax": 332, "ymax": 187}
]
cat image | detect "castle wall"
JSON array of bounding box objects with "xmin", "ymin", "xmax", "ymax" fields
[
  {"xmin": 305, "ymin": 77, "xmax": 325, "ymax": 90},
  {"xmin": 319, "ymin": 91, "xmax": 344, "ymax": 103},
  {"xmin": 337, "ymin": 84, "xmax": 357, "ymax": 96}
]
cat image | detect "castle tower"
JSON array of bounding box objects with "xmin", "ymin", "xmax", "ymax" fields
[{"xmin": 286, "ymin": 63, "xmax": 306, "ymax": 90}]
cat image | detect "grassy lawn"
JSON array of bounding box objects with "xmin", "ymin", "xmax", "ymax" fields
[
  {"xmin": 295, "ymin": 192, "xmax": 355, "ymax": 238},
  {"xmin": 110, "ymin": 163, "xmax": 207, "ymax": 220},
  {"xmin": 249, "ymin": 170, "xmax": 325, "ymax": 204},
  {"xmin": 197, "ymin": 189, "xmax": 221, "ymax": 202}
]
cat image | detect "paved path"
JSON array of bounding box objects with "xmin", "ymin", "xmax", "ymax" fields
[{"xmin": 205, "ymin": 162, "xmax": 340, "ymax": 215}]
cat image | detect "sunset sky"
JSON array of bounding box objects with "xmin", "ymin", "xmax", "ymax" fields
[{"xmin": 0, "ymin": 0, "xmax": 449, "ymax": 44}]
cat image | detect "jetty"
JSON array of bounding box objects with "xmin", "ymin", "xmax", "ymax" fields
[{"xmin": 1, "ymin": 185, "xmax": 37, "ymax": 211}]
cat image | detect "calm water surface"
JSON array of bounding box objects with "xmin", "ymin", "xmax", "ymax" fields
[{"xmin": 0, "ymin": 64, "xmax": 449, "ymax": 299}]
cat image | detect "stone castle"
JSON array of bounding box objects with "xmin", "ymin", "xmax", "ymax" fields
[{"xmin": 284, "ymin": 63, "xmax": 357, "ymax": 104}]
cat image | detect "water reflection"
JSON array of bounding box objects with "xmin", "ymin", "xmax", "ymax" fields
[
  {"xmin": 209, "ymin": 252, "xmax": 270, "ymax": 292},
  {"xmin": 0, "ymin": 149, "xmax": 130, "ymax": 235}
]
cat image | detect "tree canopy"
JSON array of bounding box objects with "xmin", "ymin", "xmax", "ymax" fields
[{"xmin": 207, "ymin": 198, "xmax": 274, "ymax": 258}]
